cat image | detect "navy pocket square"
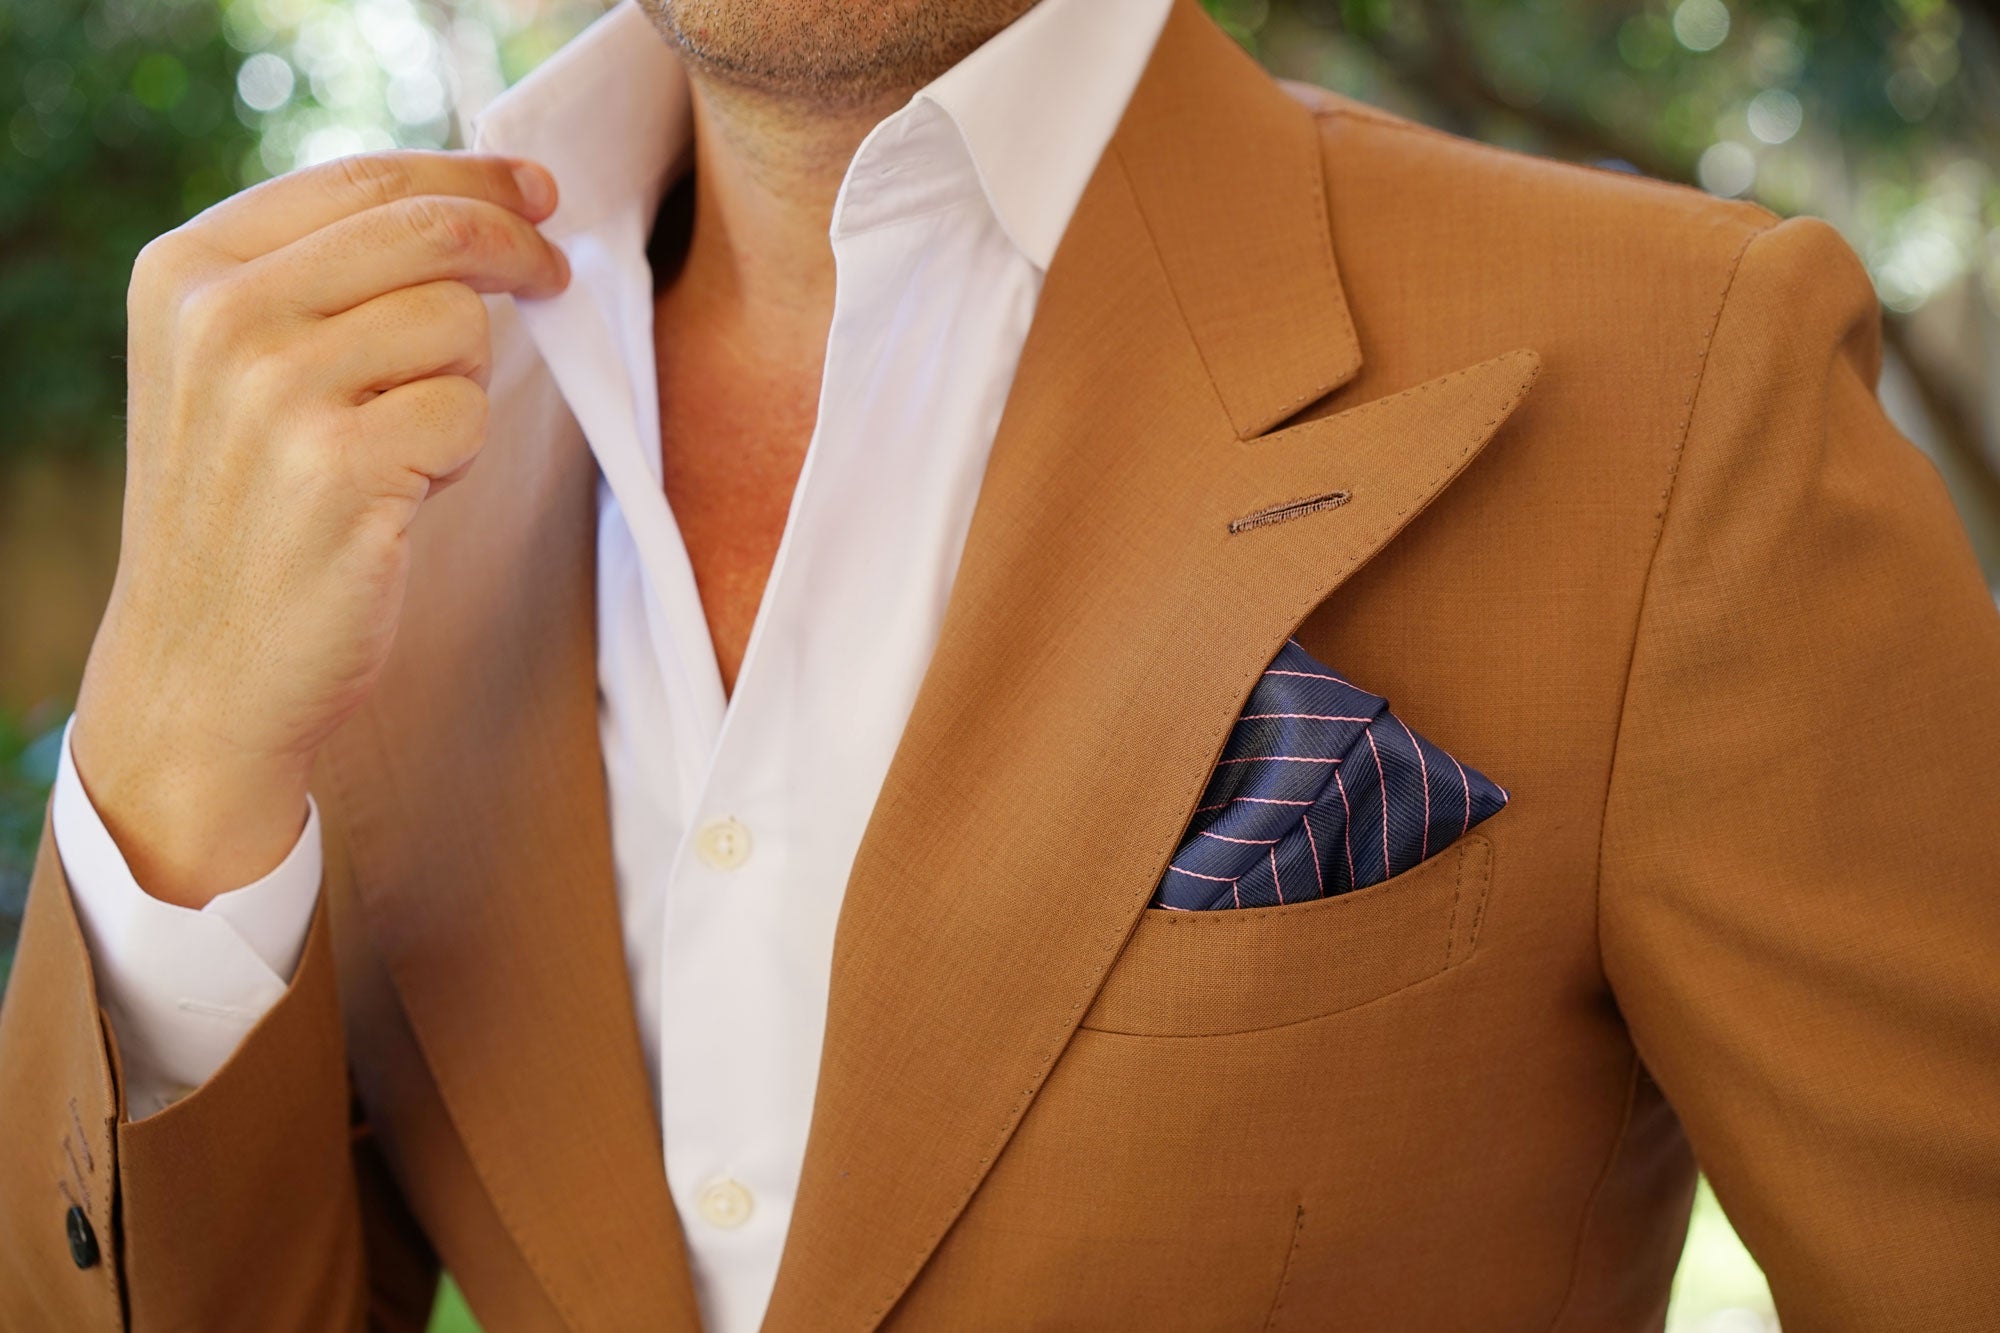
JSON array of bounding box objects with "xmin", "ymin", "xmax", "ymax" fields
[{"xmin": 1153, "ymin": 639, "xmax": 1507, "ymax": 911}]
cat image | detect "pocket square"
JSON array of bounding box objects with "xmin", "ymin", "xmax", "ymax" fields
[{"xmin": 1153, "ymin": 638, "xmax": 1507, "ymax": 911}]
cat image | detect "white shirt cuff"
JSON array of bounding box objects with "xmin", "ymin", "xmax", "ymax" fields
[{"xmin": 51, "ymin": 717, "xmax": 323, "ymax": 1118}]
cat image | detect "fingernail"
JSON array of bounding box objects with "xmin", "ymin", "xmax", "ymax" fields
[{"xmin": 511, "ymin": 162, "xmax": 556, "ymax": 216}]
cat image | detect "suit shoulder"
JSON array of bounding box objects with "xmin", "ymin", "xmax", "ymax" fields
[{"xmin": 1281, "ymin": 81, "xmax": 1779, "ymax": 274}]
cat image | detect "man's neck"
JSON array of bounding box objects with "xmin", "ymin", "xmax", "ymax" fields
[
  {"xmin": 647, "ymin": 75, "xmax": 923, "ymax": 699},
  {"xmin": 659, "ymin": 77, "xmax": 905, "ymax": 376}
]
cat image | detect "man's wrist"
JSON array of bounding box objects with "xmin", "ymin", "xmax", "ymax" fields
[{"xmin": 68, "ymin": 705, "xmax": 313, "ymax": 911}]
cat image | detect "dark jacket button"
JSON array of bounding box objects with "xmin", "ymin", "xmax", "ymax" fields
[{"xmin": 65, "ymin": 1205, "xmax": 99, "ymax": 1270}]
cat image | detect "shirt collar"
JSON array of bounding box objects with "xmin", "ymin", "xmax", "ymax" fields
[{"xmin": 469, "ymin": 0, "xmax": 1172, "ymax": 270}]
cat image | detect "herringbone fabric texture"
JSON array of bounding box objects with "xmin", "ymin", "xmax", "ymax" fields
[{"xmin": 1153, "ymin": 639, "xmax": 1507, "ymax": 910}]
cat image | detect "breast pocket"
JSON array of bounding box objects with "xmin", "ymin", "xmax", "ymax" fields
[{"xmin": 1078, "ymin": 835, "xmax": 1494, "ymax": 1038}]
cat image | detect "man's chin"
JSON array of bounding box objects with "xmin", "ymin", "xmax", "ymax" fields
[{"xmin": 638, "ymin": 0, "xmax": 1038, "ymax": 108}]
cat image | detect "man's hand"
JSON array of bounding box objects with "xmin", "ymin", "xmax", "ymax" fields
[{"xmin": 69, "ymin": 151, "xmax": 570, "ymax": 907}]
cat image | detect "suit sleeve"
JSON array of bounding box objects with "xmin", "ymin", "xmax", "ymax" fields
[
  {"xmin": 1598, "ymin": 215, "xmax": 2000, "ymax": 1326},
  {"xmin": 0, "ymin": 817, "xmax": 373, "ymax": 1329}
]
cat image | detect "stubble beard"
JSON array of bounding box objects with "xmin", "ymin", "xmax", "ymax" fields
[{"xmin": 638, "ymin": 0, "xmax": 1041, "ymax": 111}]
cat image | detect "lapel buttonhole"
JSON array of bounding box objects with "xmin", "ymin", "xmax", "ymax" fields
[{"xmin": 1228, "ymin": 488, "xmax": 1352, "ymax": 534}]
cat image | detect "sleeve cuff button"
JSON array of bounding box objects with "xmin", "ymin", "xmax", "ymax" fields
[{"xmin": 65, "ymin": 1205, "xmax": 99, "ymax": 1270}]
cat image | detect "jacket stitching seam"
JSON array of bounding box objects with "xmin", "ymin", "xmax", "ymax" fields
[
  {"xmin": 1105, "ymin": 146, "xmax": 1236, "ymax": 432},
  {"xmin": 1442, "ymin": 835, "xmax": 1467, "ymax": 970},
  {"xmin": 1560, "ymin": 213, "xmax": 1773, "ymax": 1330},
  {"xmin": 1468, "ymin": 838, "xmax": 1496, "ymax": 949},
  {"xmin": 1078, "ymin": 845, "xmax": 1493, "ymax": 1041},
  {"xmin": 1590, "ymin": 218, "xmax": 1769, "ymax": 999},
  {"xmin": 1546, "ymin": 1050, "xmax": 1645, "ymax": 1329},
  {"xmin": 1262, "ymin": 1202, "xmax": 1309, "ymax": 1330}
]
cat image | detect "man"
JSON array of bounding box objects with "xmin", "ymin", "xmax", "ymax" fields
[{"xmin": 3, "ymin": 0, "xmax": 1997, "ymax": 1326}]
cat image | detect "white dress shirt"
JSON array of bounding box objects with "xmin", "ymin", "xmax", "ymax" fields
[{"xmin": 51, "ymin": 0, "xmax": 1172, "ymax": 1325}]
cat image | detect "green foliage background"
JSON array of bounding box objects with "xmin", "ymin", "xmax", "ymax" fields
[{"xmin": 3, "ymin": 0, "xmax": 257, "ymax": 461}]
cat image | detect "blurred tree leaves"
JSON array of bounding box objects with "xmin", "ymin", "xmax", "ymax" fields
[
  {"xmin": 1, "ymin": 0, "xmax": 256, "ymax": 459},
  {"xmin": 1225, "ymin": 0, "xmax": 1996, "ymax": 302},
  {"xmin": 0, "ymin": 710, "xmax": 61, "ymax": 993}
]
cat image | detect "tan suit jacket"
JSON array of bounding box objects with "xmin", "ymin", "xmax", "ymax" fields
[{"xmin": 6, "ymin": 2, "xmax": 1998, "ymax": 1328}]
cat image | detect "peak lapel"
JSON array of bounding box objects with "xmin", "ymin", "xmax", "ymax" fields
[
  {"xmin": 763, "ymin": 4, "xmax": 1540, "ymax": 1329},
  {"xmin": 1113, "ymin": 0, "xmax": 1363, "ymax": 437},
  {"xmin": 323, "ymin": 302, "xmax": 702, "ymax": 1331}
]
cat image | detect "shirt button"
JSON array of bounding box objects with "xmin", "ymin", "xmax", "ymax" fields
[
  {"xmin": 696, "ymin": 816, "xmax": 752, "ymax": 870},
  {"xmin": 697, "ymin": 1178, "xmax": 754, "ymax": 1229}
]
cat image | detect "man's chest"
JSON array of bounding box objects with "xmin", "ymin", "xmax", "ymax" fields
[{"xmin": 654, "ymin": 366, "xmax": 818, "ymax": 697}]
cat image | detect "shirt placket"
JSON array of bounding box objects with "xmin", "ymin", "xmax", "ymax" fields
[{"xmin": 651, "ymin": 144, "xmax": 1006, "ymax": 1333}]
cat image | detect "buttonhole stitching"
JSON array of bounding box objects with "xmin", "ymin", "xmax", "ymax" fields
[{"xmin": 1229, "ymin": 490, "xmax": 1350, "ymax": 534}]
